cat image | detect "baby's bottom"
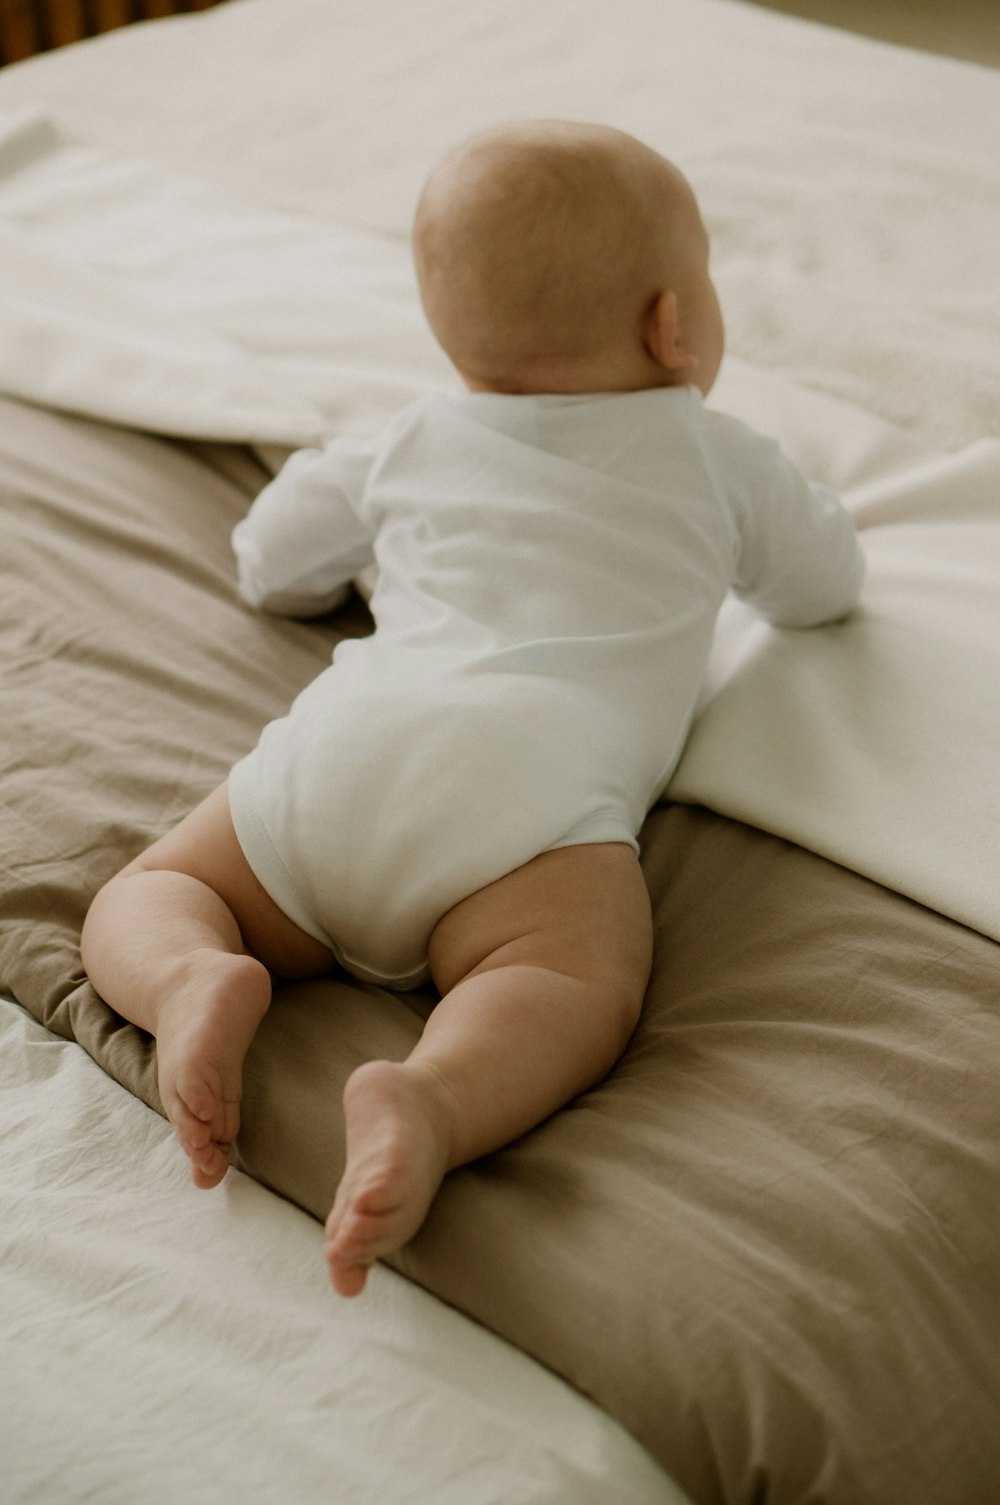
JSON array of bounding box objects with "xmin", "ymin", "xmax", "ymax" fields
[{"xmin": 80, "ymin": 780, "xmax": 653, "ymax": 1294}]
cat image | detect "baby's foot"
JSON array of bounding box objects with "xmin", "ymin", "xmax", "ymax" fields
[
  {"xmin": 153, "ymin": 950, "xmax": 271, "ymax": 1189},
  {"xmin": 323, "ymin": 1059, "xmax": 454, "ymax": 1297}
]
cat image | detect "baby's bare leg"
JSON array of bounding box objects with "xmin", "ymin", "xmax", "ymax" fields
[
  {"xmin": 323, "ymin": 842, "xmax": 652, "ymax": 1295},
  {"xmin": 81, "ymin": 782, "xmax": 333, "ymax": 1187}
]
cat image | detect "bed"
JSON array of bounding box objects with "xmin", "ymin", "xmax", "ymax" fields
[{"xmin": 2, "ymin": 2, "xmax": 999, "ymax": 1501}]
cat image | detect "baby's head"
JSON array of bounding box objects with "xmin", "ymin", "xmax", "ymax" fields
[{"xmin": 413, "ymin": 120, "xmax": 723, "ymax": 397}]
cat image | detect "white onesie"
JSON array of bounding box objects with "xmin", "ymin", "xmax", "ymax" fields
[{"xmin": 228, "ymin": 386, "xmax": 864, "ymax": 988}]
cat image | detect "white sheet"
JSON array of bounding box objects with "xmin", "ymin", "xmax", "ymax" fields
[
  {"xmin": 0, "ymin": 50, "xmax": 997, "ymax": 943},
  {"xmin": 0, "ymin": 108, "xmax": 452, "ymax": 445},
  {"xmin": 0, "ymin": 995, "xmax": 684, "ymax": 1505}
]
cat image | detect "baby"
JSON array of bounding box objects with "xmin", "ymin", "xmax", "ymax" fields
[{"xmin": 81, "ymin": 120, "xmax": 864, "ymax": 1297}]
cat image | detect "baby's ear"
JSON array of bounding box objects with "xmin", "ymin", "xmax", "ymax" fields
[{"xmin": 643, "ymin": 291, "xmax": 699, "ymax": 376}]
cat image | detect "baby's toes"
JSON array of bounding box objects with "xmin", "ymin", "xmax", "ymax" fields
[
  {"xmin": 218, "ymin": 1095, "xmax": 241, "ymax": 1148},
  {"xmin": 190, "ymin": 1140, "xmax": 231, "ymax": 1190},
  {"xmin": 163, "ymin": 1086, "xmax": 213, "ymax": 1157},
  {"xmin": 174, "ymin": 1066, "xmax": 219, "ymax": 1131},
  {"xmin": 181, "ymin": 1064, "xmax": 241, "ymax": 1151}
]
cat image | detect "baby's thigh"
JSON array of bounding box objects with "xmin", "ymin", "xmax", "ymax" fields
[
  {"xmin": 428, "ymin": 842, "xmax": 653, "ymax": 1003},
  {"xmin": 125, "ymin": 780, "xmax": 334, "ymax": 979}
]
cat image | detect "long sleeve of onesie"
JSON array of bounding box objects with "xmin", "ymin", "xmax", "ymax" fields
[
  {"xmin": 703, "ymin": 408, "xmax": 865, "ymax": 628},
  {"xmin": 232, "ymin": 438, "xmax": 376, "ymax": 616}
]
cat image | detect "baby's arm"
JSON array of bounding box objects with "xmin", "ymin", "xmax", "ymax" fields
[
  {"xmin": 233, "ymin": 437, "xmax": 376, "ymax": 617},
  {"xmin": 707, "ymin": 413, "xmax": 865, "ymax": 627}
]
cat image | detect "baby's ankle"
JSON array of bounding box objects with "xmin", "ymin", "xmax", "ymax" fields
[
  {"xmin": 401, "ymin": 1058, "xmax": 469, "ymax": 1172},
  {"xmin": 344, "ymin": 1057, "xmax": 460, "ymax": 1167},
  {"xmin": 159, "ymin": 948, "xmax": 269, "ymax": 1022}
]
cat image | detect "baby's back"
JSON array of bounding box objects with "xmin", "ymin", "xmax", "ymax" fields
[{"xmin": 352, "ymin": 386, "xmax": 738, "ymax": 817}]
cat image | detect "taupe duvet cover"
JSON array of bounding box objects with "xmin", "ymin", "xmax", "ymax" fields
[{"xmin": 3, "ymin": 392, "xmax": 998, "ymax": 1503}]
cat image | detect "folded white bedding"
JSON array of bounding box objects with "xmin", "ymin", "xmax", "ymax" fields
[
  {"xmin": 672, "ymin": 436, "xmax": 1000, "ymax": 939},
  {"xmin": 0, "ymin": 97, "xmax": 996, "ymax": 946},
  {"xmin": 0, "ymin": 109, "xmax": 453, "ymax": 445},
  {"xmin": 0, "ymin": 995, "xmax": 682, "ymax": 1505}
]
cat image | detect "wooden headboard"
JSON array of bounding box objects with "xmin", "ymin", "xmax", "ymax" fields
[{"xmin": 0, "ymin": 0, "xmax": 225, "ymax": 65}]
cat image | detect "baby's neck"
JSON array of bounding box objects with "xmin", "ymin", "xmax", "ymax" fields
[{"xmin": 459, "ymin": 347, "xmax": 682, "ymax": 398}]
